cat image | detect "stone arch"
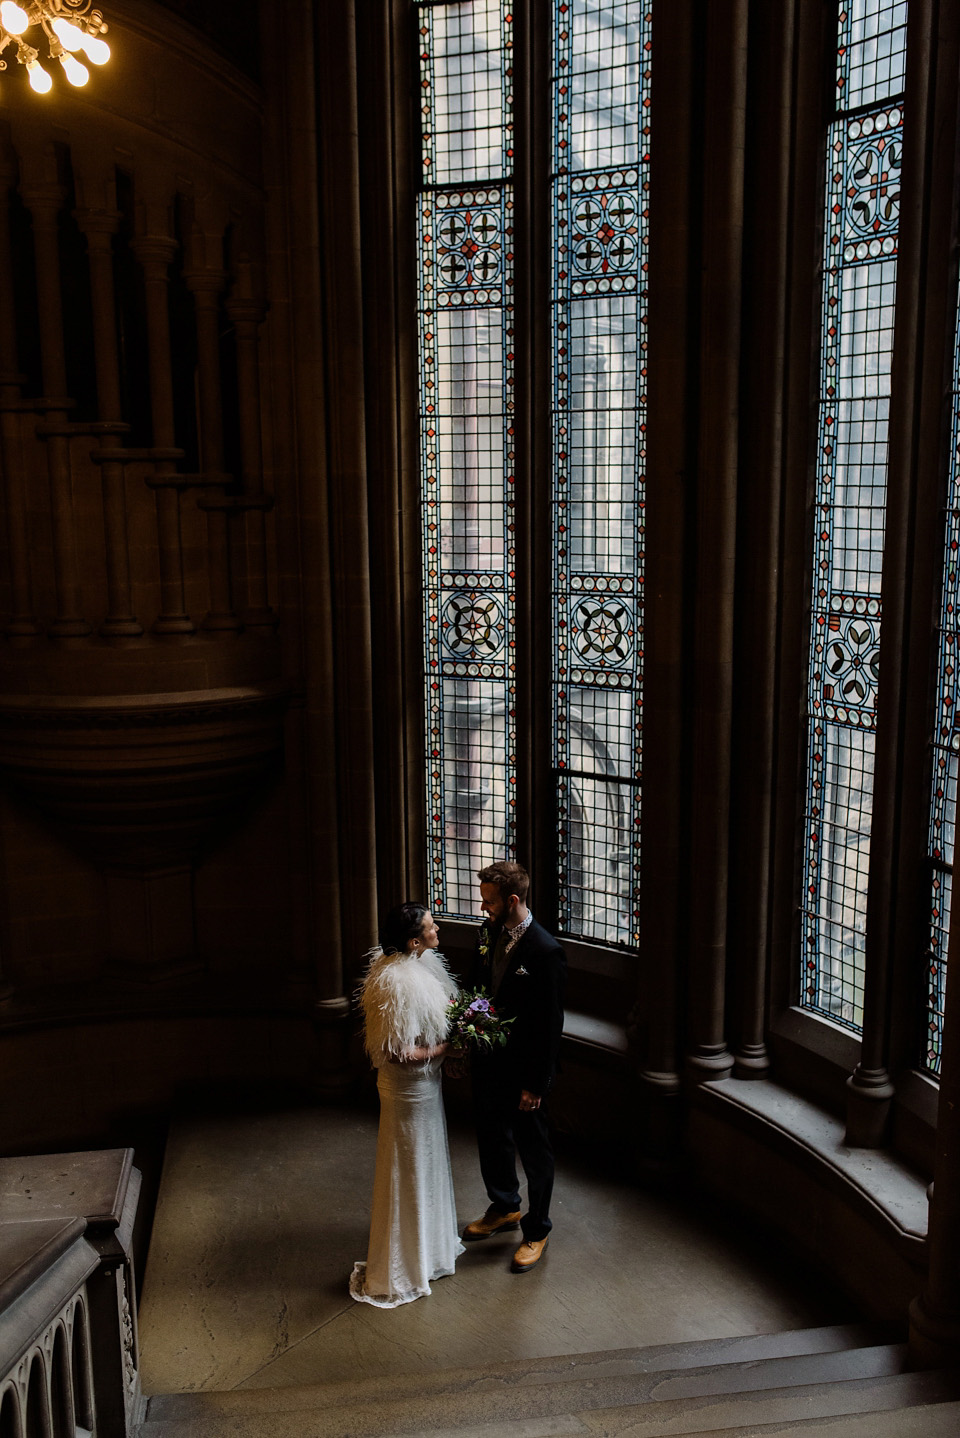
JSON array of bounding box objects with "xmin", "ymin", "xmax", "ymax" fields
[{"xmin": 0, "ymin": 1384, "xmax": 23, "ymax": 1438}]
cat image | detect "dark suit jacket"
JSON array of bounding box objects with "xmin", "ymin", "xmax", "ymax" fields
[{"xmin": 470, "ymin": 917, "xmax": 566, "ymax": 1097}]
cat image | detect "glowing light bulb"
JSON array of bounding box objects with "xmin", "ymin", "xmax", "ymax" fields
[
  {"xmin": 51, "ymin": 18, "xmax": 85, "ymax": 52},
  {"xmin": 27, "ymin": 61, "xmax": 52, "ymax": 94},
  {"xmin": 0, "ymin": 2, "xmax": 29, "ymax": 36},
  {"xmin": 80, "ymin": 33, "xmax": 110, "ymax": 66},
  {"xmin": 59, "ymin": 52, "xmax": 89, "ymax": 87}
]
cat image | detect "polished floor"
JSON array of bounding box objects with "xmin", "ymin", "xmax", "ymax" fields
[{"xmin": 137, "ymin": 1100, "xmax": 850, "ymax": 1395}]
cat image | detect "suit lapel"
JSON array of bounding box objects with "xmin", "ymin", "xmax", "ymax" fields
[{"xmin": 497, "ymin": 920, "xmax": 535, "ymax": 993}]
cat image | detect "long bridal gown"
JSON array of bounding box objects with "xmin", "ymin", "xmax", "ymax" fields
[{"xmin": 349, "ymin": 948, "xmax": 464, "ymax": 1307}]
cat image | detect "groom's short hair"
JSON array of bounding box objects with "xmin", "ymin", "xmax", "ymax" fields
[{"xmin": 477, "ymin": 860, "xmax": 530, "ymax": 905}]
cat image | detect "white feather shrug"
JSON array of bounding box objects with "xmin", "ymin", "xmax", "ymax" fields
[{"xmin": 358, "ymin": 947, "xmax": 459, "ymax": 1066}]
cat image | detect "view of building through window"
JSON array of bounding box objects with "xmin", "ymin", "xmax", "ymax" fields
[
  {"xmin": 417, "ymin": 0, "xmax": 516, "ymax": 918},
  {"xmin": 800, "ymin": 0, "xmax": 906, "ymax": 1028},
  {"xmin": 551, "ymin": 2, "xmax": 649, "ymax": 946}
]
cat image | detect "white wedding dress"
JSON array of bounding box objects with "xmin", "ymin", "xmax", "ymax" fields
[{"xmin": 349, "ymin": 948, "xmax": 464, "ymax": 1307}]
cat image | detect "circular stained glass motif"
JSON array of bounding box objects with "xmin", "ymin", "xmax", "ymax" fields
[
  {"xmin": 436, "ymin": 208, "xmax": 502, "ymax": 291},
  {"xmin": 571, "ymin": 186, "xmax": 640, "ymax": 279},
  {"xmin": 825, "ymin": 616, "xmax": 880, "ymax": 710},
  {"xmin": 847, "ymin": 137, "xmax": 901, "ymax": 237},
  {"xmin": 572, "ymin": 597, "xmax": 635, "ymax": 665},
  {"xmin": 442, "ymin": 593, "xmax": 505, "ymax": 658}
]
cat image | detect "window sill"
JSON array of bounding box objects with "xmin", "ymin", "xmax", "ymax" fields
[
  {"xmin": 694, "ymin": 1076, "xmax": 929, "ymax": 1253},
  {"xmin": 563, "ymin": 1009, "xmax": 629, "ymax": 1056},
  {"xmin": 768, "ymin": 1005, "xmax": 862, "ymax": 1117}
]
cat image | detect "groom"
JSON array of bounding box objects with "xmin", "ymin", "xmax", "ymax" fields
[{"xmin": 462, "ymin": 860, "xmax": 566, "ymax": 1273}]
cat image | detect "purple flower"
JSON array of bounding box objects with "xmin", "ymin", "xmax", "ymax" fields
[{"xmin": 467, "ymin": 997, "xmax": 491, "ymax": 1014}]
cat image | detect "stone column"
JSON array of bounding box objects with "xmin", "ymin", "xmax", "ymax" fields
[
  {"xmin": 21, "ymin": 172, "xmax": 90, "ymax": 639},
  {"xmin": 225, "ymin": 278, "xmax": 277, "ymax": 629},
  {"xmin": 0, "ymin": 148, "xmax": 37, "ymax": 639},
  {"xmin": 76, "ymin": 207, "xmax": 142, "ymax": 639},
  {"xmin": 633, "ymin": 0, "xmax": 698, "ymax": 1154},
  {"xmin": 686, "ymin": 0, "xmax": 749, "ymax": 1086},
  {"xmin": 132, "ymin": 234, "xmax": 194, "ymax": 635},
  {"xmin": 729, "ymin": 0, "xmax": 798, "ymax": 1081},
  {"xmin": 184, "ymin": 266, "xmax": 241, "ymax": 633}
]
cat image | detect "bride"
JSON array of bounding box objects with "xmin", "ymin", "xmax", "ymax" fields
[{"xmin": 349, "ymin": 902, "xmax": 464, "ymax": 1307}]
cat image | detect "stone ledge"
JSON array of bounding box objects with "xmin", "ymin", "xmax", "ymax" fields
[
  {"xmin": 563, "ymin": 1010, "xmax": 629, "ymax": 1056},
  {"xmin": 688, "ymin": 1077, "xmax": 930, "ymax": 1317},
  {"xmin": 698, "ymin": 1078, "xmax": 928, "ymax": 1245}
]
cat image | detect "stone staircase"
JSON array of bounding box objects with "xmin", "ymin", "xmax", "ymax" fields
[{"xmin": 137, "ymin": 1323, "xmax": 960, "ymax": 1437}]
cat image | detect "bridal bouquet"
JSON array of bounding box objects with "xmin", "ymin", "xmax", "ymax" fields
[{"xmin": 446, "ymin": 989, "xmax": 514, "ymax": 1053}]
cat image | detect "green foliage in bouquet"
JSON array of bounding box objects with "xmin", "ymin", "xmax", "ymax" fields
[{"xmin": 447, "ymin": 988, "xmax": 514, "ymax": 1053}]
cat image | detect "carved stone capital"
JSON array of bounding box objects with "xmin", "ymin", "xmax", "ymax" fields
[
  {"xmin": 131, "ymin": 235, "xmax": 178, "ymax": 271},
  {"xmin": 225, "ymin": 297, "xmax": 266, "ymax": 328},
  {"xmin": 74, "ymin": 208, "xmax": 122, "ymax": 242},
  {"xmin": 183, "ymin": 269, "xmax": 226, "ymax": 299},
  {"xmin": 20, "ymin": 184, "xmax": 66, "ymax": 223}
]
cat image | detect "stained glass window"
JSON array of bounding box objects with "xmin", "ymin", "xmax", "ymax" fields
[
  {"xmin": 800, "ymin": 1, "xmax": 906, "ymax": 1027},
  {"xmin": 551, "ymin": 1, "xmax": 650, "ymax": 947},
  {"xmin": 925, "ymin": 276, "xmax": 960, "ymax": 1075},
  {"xmin": 417, "ymin": 0, "xmax": 516, "ymax": 917}
]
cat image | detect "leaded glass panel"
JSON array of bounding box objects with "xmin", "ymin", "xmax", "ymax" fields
[
  {"xmin": 418, "ymin": 2, "xmax": 516, "ymax": 917},
  {"xmin": 924, "ymin": 274, "xmax": 960, "ymax": 1075},
  {"xmin": 800, "ymin": 1, "xmax": 906, "ymax": 1027},
  {"xmin": 551, "ymin": 2, "xmax": 649, "ymax": 946}
]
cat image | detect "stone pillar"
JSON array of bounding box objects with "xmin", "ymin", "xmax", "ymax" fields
[
  {"xmin": 184, "ymin": 263, "xmax": 241, "ymax": 633},
  {"xmin": 634, "ymin": 0, "xmax": 698, "ymax": 1155},
  {"xmin": 132, "ymin": 232, "xmax": 195, "ymax": 635},
  {"xmin": 225, "ymin": 274, "xmax": 277, "ymax": 629},
  {"xmin": 686, "ymin": 0, "xmax": 748, "ymax": 1086},
  {"xmin": 21, "ymin": 168, "xmax": 90, "ymax": 639},
  {"xmin": 76, "ymin": 206, "xmax": 142, "ymax": 639},
  {"xmin": 0, "ymin": 147, "xmax": 38, "ymax": 640},
  {"xmin": 730, "ymin": 0, "xmax": 799, "ymax": 1081}
]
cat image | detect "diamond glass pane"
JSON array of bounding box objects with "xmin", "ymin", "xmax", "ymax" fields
[
  {"xmin": 800, "ymin": 1, "xmax": 905, "ymax": 1028},
  {"xmin": 924, "ymin": 271, "xmax": 960, "ymax": 1076},
  {"xmin": 552, "ymin": 2, "xmax": 649, "ymax": 947},
  {"xmin": 418, "ymin": 2, "xmax": 516, "ymax": 918}
]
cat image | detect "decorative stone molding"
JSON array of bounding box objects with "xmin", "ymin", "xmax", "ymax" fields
[{"xmin": 0, "ymin": 686, "xmax": 289, "ymax": 979}]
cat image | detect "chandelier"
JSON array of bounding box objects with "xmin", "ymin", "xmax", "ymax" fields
[{"xmin": 0, "ymin": 1, "xmax": 110, "ymax": 94}]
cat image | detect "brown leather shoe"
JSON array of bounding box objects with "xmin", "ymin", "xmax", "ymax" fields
[
  {"xmin": 511, "ymin": 1236, "xmax": 549, "ymax": 1272},
  {"xmin": 462, "ymin": 1206, "xmax": 522, "ymax": 1241}
]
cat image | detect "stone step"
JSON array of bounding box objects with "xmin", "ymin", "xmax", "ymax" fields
[
  {"xmin": 683, "ymin": 1397, "xmax": 960, "ymax": 1436},
  {"xmin": 137, "ymin": 1346, "xmax": 960, "ymax": 1438},
  {"xmin": 145, "ymin": 1323, "xmax": 896, "ymax": 1420}
]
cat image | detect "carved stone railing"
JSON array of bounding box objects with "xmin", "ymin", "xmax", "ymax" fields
[{"xmin": 0, "ymin": 1149, "xmax": 143, "ymax": 1437}]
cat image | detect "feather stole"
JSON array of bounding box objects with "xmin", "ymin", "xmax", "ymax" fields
[{"xmin": 358, "ymin": 947, "xmax": 459, "ymax": 1065}]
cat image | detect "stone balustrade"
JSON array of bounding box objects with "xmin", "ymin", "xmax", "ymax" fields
[{"xmin": 0, "ymin": 1148, "xmax": 142, "ymax": 1437}]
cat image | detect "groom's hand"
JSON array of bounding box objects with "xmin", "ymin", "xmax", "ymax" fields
[{"xmin": 519, "ymin": 1090, "xmax": 541, "ymax": 1111}]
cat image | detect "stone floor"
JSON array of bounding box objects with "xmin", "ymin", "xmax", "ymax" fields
[{"xmin": 137, "ymin": 1100, "xmax": 852, "ymax": 1396}]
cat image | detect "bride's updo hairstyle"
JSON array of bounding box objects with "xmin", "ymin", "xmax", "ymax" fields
[{"xmin": 379, "ymin": 902, "xmax": 429, "ymax": 955}]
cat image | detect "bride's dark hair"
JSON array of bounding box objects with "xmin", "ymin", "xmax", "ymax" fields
[{"xmin": 379, "ymin": 902, "xmax": 429, "ymax": 955}]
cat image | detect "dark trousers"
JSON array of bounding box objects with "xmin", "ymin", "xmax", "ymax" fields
[{"xmin": 473, "ymin": 1079, "xmax": 555, "ymax": 1241}]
